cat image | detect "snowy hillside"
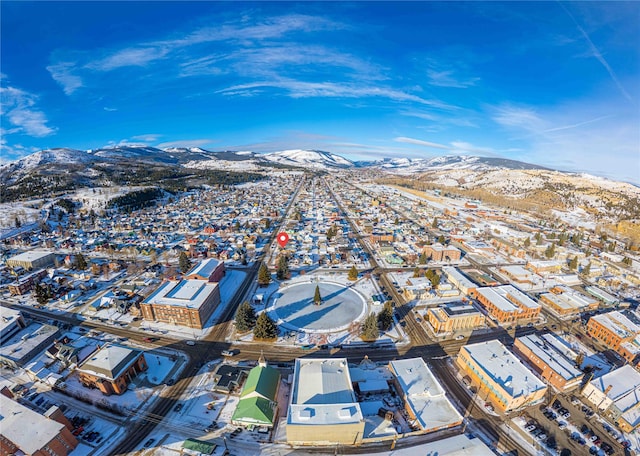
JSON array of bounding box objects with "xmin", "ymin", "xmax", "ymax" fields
[
  {"xmin": 262, "ymin": 149, "xmax": 354, "ymax": 169},
  {"xmin": 0, "ymin": 148, "xmax": 94, "ymax": 173},
  {"xmin": 377, "ymin": 155, "xmax": 546, "ymax": 173}
]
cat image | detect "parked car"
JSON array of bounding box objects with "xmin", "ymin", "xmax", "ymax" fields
[
  {"xmin": 143, "ymin": 438, "xmax": 155, "ymax": 448},
  {"xmin": 222, "ymin": 349, "xmax": 237, "ymax": 356},
  {"xmin": 185, "ymin": 340, "xmax": 196, "ymax": 346},
  {"xmin": 174, "ymin": 403, "xmax": 183, "ymax": 412}
]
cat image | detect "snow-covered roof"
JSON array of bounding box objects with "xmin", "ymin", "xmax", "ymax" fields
[
  {"xmin": 288, "ymin": 358, "xmax": 362, "ymax": 426},
  {"xmin": 0, "ymin": 322, "xmax": 59, "ymax": 364},
  {"xmin": 143, "ymin": 278, "xmax": 218, "ymax": 309},
  {"xmin": 591, "ymin": 311, "xmax": 640, "ymax": 339},
  {"xmin": 186, "ymin": 258, "xmax": 222, "ymax": 279},
  {"xmin": 0, "ymin": 308, "xmax": 22, "ymax": 334},
  {"xmin": 590, "ymin": 365, "xmax": 640, "ymax": 428},
  {"xmin": 462, "ymin": 340, "xmax": 546, "ymax": 398},
  {"xmin": 476, "ymin": 285, "xmax": 540, "ymax": 312},
  {"xmin": 389, "ymin": 358, "xmax": 463, "ymax": 430},
  {"xmin": 442, "ymin": 266, "xmax": 477, "ymax": 290},
  {"xmin": 6, "ymin": 250, "xmax": 54, "ymax": 264},
  {"xmin": 0, "ymin": 395, "xmax": 66, "ymax": 454},
  {"xmin": 78, "ymin": 343, "xmax": 142, "ymax": 380},
  {"xmin": 516, "ymin": 333, "xmax": 582, "ymax": 381}
]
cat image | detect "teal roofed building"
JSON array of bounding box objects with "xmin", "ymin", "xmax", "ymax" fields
[{"xmin": 231, "ymin": 354, "xmax": 281, "ymax": 428}]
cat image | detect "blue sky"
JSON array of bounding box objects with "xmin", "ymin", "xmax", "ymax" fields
[{"xmin": 1, "ymin": 2, "xmax": 639, "ymax": 182}]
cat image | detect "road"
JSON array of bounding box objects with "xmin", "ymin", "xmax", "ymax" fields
[{"xmin": 1, "ymin": 175, "xmax": 543, "ymax": 456}]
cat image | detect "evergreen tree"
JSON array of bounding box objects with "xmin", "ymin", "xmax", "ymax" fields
[
  {"xmin": 437, "ymin": 235, "xmax": 446, "ymax": 244},
  {"xmin": 426, "ymin": 269, "xmax": 440, "ymax": 287},
  {"xmin": 254, "ymin": 313, "xmax": 278, "ymax": 340},
  {"xmin": 257, "ymin": 263, "xmax": 271, "ymax": 286},
  {"xmin": 34, "ymin": 283, "xmax": 48, "ymax": 306},
  {"xmin": 432, "ymin": 218, "xmax": 439, "ymax": 229},
  {"xmin": 623, "ymin": 256, "xmax": 633, "ymax": 266},
  {"xmin": 418, "ymin": 252, "xmax": 428, "ymax": 264},
  {"xmin": 276, "ymin": 254, "xmax": 290, "ymax": 280},
  {"xmin": 544, "ymin": 243, "xmax": 556, "ymax": 259},
  {"xmin": 348, "ymin": 265, "xmax": 358, "ymax": 281},
  {"xmin": 377, "ymin": 301, "xmax": 394, "ymax": 331},
  {"xmin": 535, "ymin": 232, "xmax": 543, "ymax": 245},
  {"xmin": 569, "ymin": 256, "xmax": 578, "ymax": 270},
  {"xmin": 234, "ymin": 221, "xmax": 241, "ymax": 231},
  {"xmin": 74, "ymin": 253, "xmax": 87, "ymax": 270},
  {"xmin": 523, "ymin": 237, "xmax": 531, "ymax": 248},
  {"xmin": 264, "ymin": 218, "xmax": 271, "ymax": 230},
  {"xmin": 14, "ymin": 216, "xmax": 21, "ymax": 228},
  {"xmin": 582, "ymin": 262, "xmax": 591, "ymax": 276},
  {"xmin": 314, "ymin": 285, "xmax": 322, "ymax": 305},
  {"xmin": 179, "ymin": 251, "xmax": 192, "ymax": 273},
  {"xmin": 361, "ymin": 313, "xmax": 379, "ymax": 341},
  {"xmin": 235, "ymin": 301, "xmax": 257, "ymax": 332},
  {"xmin": 413, "ymin": 267, "xmax": 422, "ymax": 278}
]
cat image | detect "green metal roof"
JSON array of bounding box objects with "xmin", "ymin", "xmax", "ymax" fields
[
  {"xmin": 182, "ymin": 438, "xmax": 216, "ymax": 454},
  {"xmin": 240, "ymin": 365, "xmax": 280, "ymax": 401},
  {"xmin": 231, "ymin": 396, "xmax": 276, "ymax": 425}
]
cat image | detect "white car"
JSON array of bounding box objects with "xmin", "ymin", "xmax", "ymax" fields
[
  {"xmin": 185, "ymin": 340, "xmax": 196, "ymax": 346},
  {"xmin": 455, "ymin": 335, "xmax": 465, "ymax": 341}
]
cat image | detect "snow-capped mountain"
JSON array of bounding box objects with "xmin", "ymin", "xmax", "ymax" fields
[
  {"xmin": 1, "ymin": 148, "xmax": 94, "ymax": 172},
  {"xmin": 262, "ymin": 149, "xmax": 354, "ymax": 169},
  {"xmin": 375, "ymin": 155, "xmax": 548, "ymax": 173}
]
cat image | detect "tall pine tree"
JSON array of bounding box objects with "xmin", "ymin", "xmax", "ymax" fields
[
  {"xmin": 314, "ymin": 285, "xmax": 322, "ymax": 305},
  {"xmin": 254, "ymin": 313, "xmax": 278, "ymax": 340},
  {"xmin": 377, "ymin": 301, "xmax": 394, "ymax": 331},
  {"xmin": 235, "ymin": 301, "xmax": 257, "ymax": 332},
  {"xmin": 348, "ymin": 265, "xmax": 358, "ymax": 281},
  {"xmin": 361, "ymin": 314, "xmax": 379, "ymax": 341},
  {"xmin": 276, "ymin": 254, "xmax": 289, "ymax": 280},
  {"xmin": 258, "ymin": 263, "xmax": 271, "ymax": 286},
  {"xmin": 179, "ymin": 251, "xmax": 192, "ymax": 273}
]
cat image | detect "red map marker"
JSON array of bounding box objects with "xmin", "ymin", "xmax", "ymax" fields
[{"xmin": 277, "ymin": 232, "xmax": 290, "ymax": 248}]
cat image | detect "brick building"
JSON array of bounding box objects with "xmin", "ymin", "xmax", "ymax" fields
[
  {"xmin": 475, "ymin": 285, "xmax": 541, "ymax": 324},
  {"xmin": 427, "ymin": 302, "xmax": 484, "ymax": 335},
  {"xmin": 586, "ymin": 310, "xmax": 640, "ymax": 366},
  {"xmin": 77, "ymin": 344, "xmax": 147, "ymax": 395},
  {"xmin": 141, "ymin": 278, "xmax": 221, "ymax": 329}
]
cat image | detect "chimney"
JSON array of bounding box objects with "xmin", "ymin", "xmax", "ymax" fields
[{"xmin": 604, "ymin": 384, "xmax": 613, "ymax": 395}]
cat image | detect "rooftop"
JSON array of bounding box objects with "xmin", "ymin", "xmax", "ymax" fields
[
  {"xmin": 186, "ymin": 258, "xmax": 222, "ymax": 279},
  {"xmin": 78, "ymin": 343, "xmax": 142, "ymax": 380},
  {"xmin": 476, "ymin": 285, "xmax": 540, "ymax": 312},
  {"xmin": 462, "ymin": 340, "xmax": 546, "ymax": 398},
  {"xmin": 516, "ymin": 333, "xmax": 582, "ymax": 381},
  {"xmin": 7, "ymin": 250, "xmax": 54, "ymax": 263},
  {"xmin": 143, "ymin": 279, "xmax": 218, "ymax": 309},
  {"xmin": 0, "ymin": 395, "xmax": 66, "ymax": 454}
]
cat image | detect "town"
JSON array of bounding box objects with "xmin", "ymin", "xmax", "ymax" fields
[{"xmin": 1, "ymin": 168, "xmax": 639, "ymax": 456}]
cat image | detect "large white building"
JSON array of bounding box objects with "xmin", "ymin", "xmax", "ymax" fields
[
  {"xmin": 389, "ymin": 358, "xmax": 463, "ymax": 432},
  {"xmin": 286, "ymin": 358, "xmax": 364, "ymax": 445}
]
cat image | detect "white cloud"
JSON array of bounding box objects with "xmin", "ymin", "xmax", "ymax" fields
[
  {"xmin": 0, "ymin": 86, "xmax": 56, "ymax": 137},
  {"xmin": 156, "ymin": 139, "xmax": 215, "ymax": 149},
  {"xmin": 87, "ymin": 46, "xmax": 171, "ymax": 71},
  {"xmin": 394, "ymin": 136, "xmax": 450, "ymax": 150},
  {"xmin": 427, "ymin": 69, "xmax": 480, "ymax": 88},
  {"xmin": 131, "ymin": 134, "xmax": 163, "ymax": 142},
  {"xmin": 46, "ymin": 62, "xmax": 83, "ymax": 95}
]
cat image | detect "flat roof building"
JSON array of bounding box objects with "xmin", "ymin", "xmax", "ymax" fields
[
  {"xmin": 0, "ymin": 322, "xmax": 59, "ymax": 369},
  {"xmin": 6, "ymin": 251, "xmax": 56, "ymax": 270},
  {"xmin": 287, "ymin": 358, "xmax": 364, "ymax": 446},
  {"xmin": 540, "ymin": 286, "xmax": 599, "ymax": 317},
  {"xmin": 141, "ymin": 278, "xmax": 220, "ymax": 329},
  {"xmin": 475, "ymin": 285, "xmax": 541, "ymax": 324},
  {"xmin": 513, "ymin": 333, "xmax": 583, "ymax": 391},
  {"xmin": 457, "ymin": 340, "xmax": 547, "ymax": 413},
  {"xmin": 388, "ymin": 358, "xmax": 462, "ymax": 432},
  {"xmin": 0, "ymin": 395, "xmax": 78, "ymax": 456},
  {"xmin": 442, "ymin": 267, "xmax": 477, "ymax": 295},
  {"xmin": 184, "ymin": 258, "xmax": 225, "ymax": 282},
  {"xmin": 587, "ymin": 310, "xmax": 640, "ymax": 366},
  {"xmin": 427, "ymin": 302, "xmax": 484, "ymax": 336}
]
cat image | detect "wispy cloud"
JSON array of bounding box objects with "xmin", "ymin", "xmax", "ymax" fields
[
  {"xmin": 0, "ymin": 86, "xmax": 56, "ymax": 137},
  {"xmin": 131, "ymin": 134, "xmax": 162, "ymax": 142},
  {"xmin": 87, "ymin": 46, "xmax": 171, "ymax": 72},
  {"xmin": 46, "ymin": 61, "xmax": 83, "ymax": 95},
  {"xmin": 395, "ymin": 136, "xmax": 497, "ymax": 156},
  {"xmin": 427, "ymin": 69, "xmax": 480, "ymax": 88},
  {"xmin": 394, "ymin": 136, "xmax": 450, "ymax": 150},
  {"xmin": 156, "ymin": 139, "xmax": 215, "ymax": 149},
  {"xmin": 559, "ymin": 2, "xmax": 633, "ymax": 103}
]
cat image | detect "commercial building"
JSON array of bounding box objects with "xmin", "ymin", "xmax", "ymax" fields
[
  {"xmin": 581, "ymin": 365, "xmax": 640, "ymax": 432},
  {"xmin": 6, "ymin": 251, "xmax": 56, "ymax": 270},
  {"xmin": 442, "ymin": 267, "xmax": 477, "ymax": 295},
  {"xmin": 427, "ymin": 302, "xmax": 484, "ymax": 335},
  {"xmin": 287, "ymin": 358, "xmax": 364, "ymax": 446},
  {"xmin": 184, "ymin": 258, "xmax": 225, "ymax": 283},
  {"xmin": 526, "ymin": 260, "xmax": 563, "ymax": 274},
  {"xmin": 586, "ymin": 310, "xmax": 640, "ymax": 366},
  {"xmin": 513, "ymin": 333, "xmax": 583, "ymax": 391},
  {"xmin": 0, "ymin": 309, "xmax": 26, "ymax": 344},
  {"xmin": 0, "ymin": 395, "xmax": 78, "ymax": 456},
  {"xmin": 388, "ymin": 358, "xmax": 462, "ymax": 432},
  {"xmin": 475, "ymin": 285, "xmax": 541, "ymax": 324},
  {"xmin": 457, "ymin": 340, "xmax": 547, "ymax": 413},
  {"xmin": 0, "ymin": 322, "xmax": 59, "ymax": 369},
  {"xmin": 141, "ymin": 278, "xmax": 220, "ymax": 329},
  {"xmin": 422, "ymin": 244, "xmax": 461, "ymax": 262},
  {"xmin": 76, "ymin": 344, "xmax": 147, "ymax": 395},
  {"xmin": 585, "ymin": 286, "xmax": 620, "ymax": 307},
  {"xmin": 402, "ymin": 276, "xmax": 432, "ymax": 301},
  {"xmin": 231, "ymin": 356, "xmax": 280, "ymax": 428},
  {"xmin": 539, "ymin": 285, "xmax": 599, "ymax": 318}
]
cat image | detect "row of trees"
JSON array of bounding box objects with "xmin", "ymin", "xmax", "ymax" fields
[{"xmin": 361, "ymin": 301, "xmax": 394, "ymax": 341}]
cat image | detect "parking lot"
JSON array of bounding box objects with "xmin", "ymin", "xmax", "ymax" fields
[{"xmin": 521, "ymin": 394, "xmax": 629, "ymax": 456}]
